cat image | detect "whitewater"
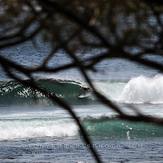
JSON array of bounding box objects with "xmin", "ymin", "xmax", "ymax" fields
[
  {"xmin": 0, "ymin": 75, "xmax": 163, "ymax": 141},
  {"xmin": 1, "ymin": 42, "xmax": 163, "ymax": 162},
  {"xmin": 1, "ymin": 75, "xmax": 163, "ymax": 105}
]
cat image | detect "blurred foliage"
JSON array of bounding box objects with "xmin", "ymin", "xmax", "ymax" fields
[
  {"xmin": 0, "ymin": 0, "xmax": 163, "ymax": 52},
  {"xmin": 1, "ymin": 2, "xmax": 163, "ymax": 162}
]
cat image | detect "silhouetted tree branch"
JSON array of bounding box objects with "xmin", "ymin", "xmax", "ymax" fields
[{"xmin": 1, "ymin": 1, "xmax": 163, "ymax": 163}]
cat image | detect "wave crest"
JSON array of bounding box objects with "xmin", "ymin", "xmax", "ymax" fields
[
  {"xmin": 83, "ymin": 116, "xmax": 163, "ymax": 139},
  {"xmin": 0, "ymin": 79, "xmax": 91, "ymax": 105},
  {"xmin": 119, "ymin": 75, "xmax": 163, "ymax": 104},
  {"xmin": 0, "ymin": 119, "xmax": 77, "ymax": 140}
]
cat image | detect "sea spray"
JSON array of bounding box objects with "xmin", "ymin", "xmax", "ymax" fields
[
  {"xmin": 119, "ymin": 75, "xmax": 163, "ymax": 104},
  {"xmin": 1, "ymin": 75, "xmax": 163, "ymax": 105}
]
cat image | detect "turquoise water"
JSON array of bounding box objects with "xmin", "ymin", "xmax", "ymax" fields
[
  {"xmin": 0, "ymin": 104, "xmax": 163, "ymax": 162},
  {"xmin": 0, "ymin": 41, "xmax": 163, "ymax": 162}
]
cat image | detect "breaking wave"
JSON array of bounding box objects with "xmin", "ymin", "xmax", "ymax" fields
[
  {"xmin": 1, "ymin": 115, "xmax": 163, "ymax": 140},
  {"xmin": 0, "ymin": 118, "xmax": 77, "ymax": 140},
  {"xmin": 94, "ymin": 75, "xmax": 163, "ymax": 104},
  {"xmin": 118, "ymin": 75, "xmax": 163, "ymax": 104},
  {"xmin": 0, "ymin": 79, "xmax": 91, "ymax": 105},
  {"xmin": 1, "ymin": 75, "xmax": 163, "ymax": 105}
]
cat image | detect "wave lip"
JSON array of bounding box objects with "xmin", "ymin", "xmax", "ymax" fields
[
  {"xmin": 0, "ymin": 79, "xmax": 91, "ymax": 105},
  {"xmin": 118, "ymin": 75, "xmax": 163, "ymax": 104}
]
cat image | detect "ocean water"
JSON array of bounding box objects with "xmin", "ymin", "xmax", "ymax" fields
[{"xmin": 0, "ymin": 41, "xmax": 163, "ymax": 162}]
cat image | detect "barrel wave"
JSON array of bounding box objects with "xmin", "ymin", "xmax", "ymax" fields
[
  {"xmin": 1, "ymin": 75, "xmax": 163, "ymax": 140},
  {"xmin": 0, "ymin": 79, "xmax": 91, "ymax": 105},
  {"xmin": 1, "ymin": 75, "xmax": 163, "ymax": 105}
]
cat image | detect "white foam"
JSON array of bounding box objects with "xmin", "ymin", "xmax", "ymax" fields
[
  {"xmin": 94, "ymin": 81, "xmax": 125, "ymax": 99},
  {"xmin": 0, "ymin": 119, "xmax": 78, "ymax": 140},
  {"xmin": 119, "ymin": 75, "xmax": 163, "ymax": 104}
]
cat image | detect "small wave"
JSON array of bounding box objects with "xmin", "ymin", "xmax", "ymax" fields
[
  {"xmin": 83, "ymin": 116, "xmax": 163, "ymax": 139},
  {"xmin": 1, "ymin": 75, "xmax": 163, "ymax": 105},
  {"xmin": 0, "ymin": 119, "xmax": 78, "ymax": 140},
  {"xmin": 0, "ymin": 114, "xmax": 163, "ymax": 140}
]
